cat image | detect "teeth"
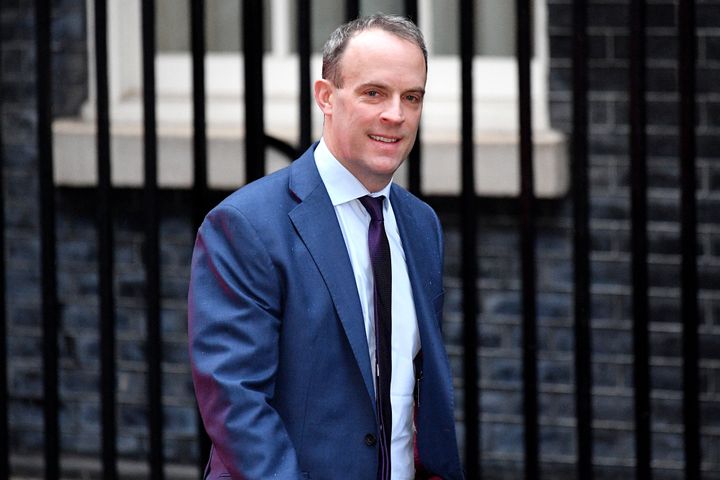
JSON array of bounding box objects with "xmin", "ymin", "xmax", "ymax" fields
[{"xmin": 369, "ymin": 135, "xmax": 398, "ymax": 143}]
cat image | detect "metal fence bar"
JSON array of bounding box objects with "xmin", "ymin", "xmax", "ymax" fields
[
  {"xmin": 459, "ymin": 0, "xmax": 480, "ymax": 477},
  {"xmin": 629, "ymin": 1, "xmax": 651, "ymax": 478},
  {"xmin": 190, "ymin": 0, "xmax": 212, "ymax": 476},
  {"xmin": 345, "ymin": 0, "xmax": 359, "ymax": 21},
  {"xmin": 243, "ymin": 0, "xmax": 265, "ymax": 183},
  {"xmin": 571, "ymin": 1, "xmax": 594, "ymax": 479},
  {"xmin": 191, "ymin": 0, "xmax": 209, "ymax": 232},
  {"xmin": 404, "ymin": 0, "xmax": 418, "ymax": 31},
  {"xmin": 516, "ymin": 1, "xmax": 539, "ymax": 478},
  {"xmin": 404, "ymin": 0, "xmax": 421, "ymax": 196},
  {"xmin": 298, "ymin": 0, "xmax": 312, "ymax": 151},
  {"xmin": 10, "ymin": 3, "xmax": 712, "ymax": 479},
  {"xmin": 678, "ymin": 1, "xmax": 700, "ymax": 479},
  {"xmin": 0, "ymin": 5, "xmax": 9, "ymax": 478},
  {"xmin": 140, "ymin": 1, "xmax": 165, "ymax": 479},
  {"xmin": 34, "ymin": 1, "xmax": 61, "ymax": 478},
  {"xmin": 93, "ymin": 1, "xmax": 118, "ymax": 479}
]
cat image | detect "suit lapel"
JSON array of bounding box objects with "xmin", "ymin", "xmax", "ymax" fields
[
  {"xmin": 393, "ymin": 187, "xmax": 463, "ymax": 475},
  {"xmin": 391, "ymin": 187, "xmax": 443, "ymax": 346},
  {"xmin": 287, "ymin": 148, "xmax": 376, "ymax": 404}
]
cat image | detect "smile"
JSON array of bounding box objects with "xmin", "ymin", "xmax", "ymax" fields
[{"xmin": 369, "ymin": 135, "xmax": 400, "ymax": 143}]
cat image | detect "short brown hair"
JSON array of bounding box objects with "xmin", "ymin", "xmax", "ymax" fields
[{"xmin": 321, "ymin": 13, "xmax": 427, "ymax": 88}]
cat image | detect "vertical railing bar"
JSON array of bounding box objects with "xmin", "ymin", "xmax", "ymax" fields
[
  {"xmin": 629, "ymin": 0, "xmax": 651, "ymax": 478},
  {"xmin": 140, "ymin": 1, "xmax": 165, "ymax": 479},
  {"xmin": 34, "ymin": 1, "xmax": 61, "ymax": 478},
  {"xmin": 94, "ymin": 1, "xmax": 117, "ymax": 479},
  {"xmin": 404, "ymin": 0, "xmax": 418, "ymax": 26},
  {"xmin": 298, "ymin": 0, "xmax": 312, "ymax": 151},
  {"xmin": 0, "ymin": 4, "xmax": 9, "ymax": 478},
  {"xmin": 345, "ymin": 0, "xmax": 359, "ymax": 21},
  {"xmin": 678, "ymin": 1, "xmax": 700, "ymax": 479},
  {"xmin": 516, "ymin": 0, "xmax": 539, "ymax": 478},
  {"xmin": 459, "ymin": 0, "xmax": 480, "ymax": 477},
  {"xmin": 243, "ymin": 0, "xmax": 265, "ymax": 183},
  {"xmin": 191, "ymin": 0, "xmax": 209, "ymax": 232},
  {"xmin": 404, "ymin": 0, "xmax": 422, "ymax": 196},
  {"xmin": 190, "ymin": 0, "xmax": 212, "ymax": 476},
  {"xmin": 571, "ymin": 0, "xmax": 594, "ymax": 479}
]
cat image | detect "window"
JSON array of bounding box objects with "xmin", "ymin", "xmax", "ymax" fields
[
  {"xmin": 54, "ymin": 0, "xmax": 566, "ymax": 197},
  {"xmin": 156, "ymin": 0, "xmax": 520, "ymax": 57}
]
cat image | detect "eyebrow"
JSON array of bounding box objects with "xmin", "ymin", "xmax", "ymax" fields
[{"xmin": 357, "ymin": 82, "xmax": 426, "ymax": 95}]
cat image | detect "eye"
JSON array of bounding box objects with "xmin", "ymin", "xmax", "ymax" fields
[
  {"xmin": 366, "ymin": 90, "xmax": 380, "ymax": 97},
  {"xmin": 405, "ymin": 93, "xmax": 423, "ymax": 103}
]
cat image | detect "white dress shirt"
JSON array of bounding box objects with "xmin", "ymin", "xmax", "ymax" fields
[{"xmin": 315, "ymin": 139, "xmax": 420, "ymax": 480}]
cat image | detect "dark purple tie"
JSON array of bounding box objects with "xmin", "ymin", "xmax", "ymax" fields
[{"xmin": 359, "ymin": 195, "xmax": 392, "ymax": 480}]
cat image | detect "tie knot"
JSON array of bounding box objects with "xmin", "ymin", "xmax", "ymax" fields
[{"xmin": 359, "ymin": 195, "xmax": 385, "ymax": 222}]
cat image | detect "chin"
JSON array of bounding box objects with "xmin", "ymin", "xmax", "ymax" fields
[{"xmin": 372, "ymin": 159, "xmax": 404, "ymax": 175}]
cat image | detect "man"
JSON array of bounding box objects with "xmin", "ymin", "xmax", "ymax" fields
[{"xmin": 189, "ymin": 14, "xmax": 464, "ymax": 480}]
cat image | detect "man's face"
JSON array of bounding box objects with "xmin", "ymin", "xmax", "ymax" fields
[{"xmin": 315, "ymin": 29, "xmax": 427, "ymax": 192}]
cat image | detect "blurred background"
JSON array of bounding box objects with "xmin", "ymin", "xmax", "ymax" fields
[{"xmin": 1, "ymin": 0, "xmax": 719, "ymax": 479}]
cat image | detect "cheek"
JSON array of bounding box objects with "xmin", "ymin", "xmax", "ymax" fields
[
  {"xmin": 408, "ymin": 108, "xmax": 423, "ymax": 126},
  {"xmin": 349, "ymin": 104, "xmax": 379, "ymax": 124}
]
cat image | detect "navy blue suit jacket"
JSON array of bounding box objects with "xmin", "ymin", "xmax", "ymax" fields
[{"xmin": 188, "ymin": 144, "xmax": 464, "ymax": 479}]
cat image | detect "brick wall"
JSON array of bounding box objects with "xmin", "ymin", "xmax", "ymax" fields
[
  {"xmin": 2, "ymin": 0, "xmax": 720, "ymax": 479},
  {"xmin": 2, "ymin": 0, "xmax": 41, "ymax": 473},
  {"xmin": 442, "ymin": 0, "xmax": 720, "ymax": 478},
  {"xmin": 490, "ymin": 0, "xmax": 718, "ymax": 477}
]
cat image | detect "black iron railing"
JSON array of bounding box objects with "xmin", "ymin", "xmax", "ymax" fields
[
  {"xmin": 678, "ymin": 1, "xmax": 700, "ymax": 479},
  {"xmin": 0, "ymin": 3, "xmax": 7, "ymax": 479},
  {"xmin": 571, "ymin": 1, "xmax": 593, "ymax": 480},
  {"xmin": 459, "ymin": 1, "xmax": 480, "ymax": 477},
  {"xmin": 0, "ymin": 0, "xmax": 704, "ymax": 479},
  {"xmin": 629, "ymin": 1, "xmax": 652, "ymax": 478},
  {"xmin": 93, "ymin": 0, "xmax": 117, "ymax": 479},
  {"xmin": 140, "ymin": 2, "xmax": 165, "ymax": 479},
  {"xmin": 34, "ymin": 2, "xmax": 61, "ymax": 479}
]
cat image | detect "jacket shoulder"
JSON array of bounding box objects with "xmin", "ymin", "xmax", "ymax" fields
[
  {"xmin": 213, "ymin": 144, "xmax": 319, "ymax": 217},
  {"xmin": 390, "ymin": 184, "xmax": 441, "ymax": 225}
]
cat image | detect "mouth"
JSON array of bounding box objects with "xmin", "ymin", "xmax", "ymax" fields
[{"xmin": 369, "ymin": 134, "xmax": 400, "ymax": 144}]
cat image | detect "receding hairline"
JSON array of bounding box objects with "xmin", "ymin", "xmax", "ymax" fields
[
  {"xmin": 341, "ymin": 28, "xmax": 426, "ymax": 76},
  {"xmin": 321, "ymin": 14, "xmax": 428, "ymax": 88}
]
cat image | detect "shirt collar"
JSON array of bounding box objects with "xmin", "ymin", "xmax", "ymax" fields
[{"xmin": 314, "ymin": 138, "xmax": 393, "ymax": 206}]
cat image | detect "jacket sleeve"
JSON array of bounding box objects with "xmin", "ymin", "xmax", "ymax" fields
[{"xmin": 188, "ymin": 203, "xmax": 302, "ymax": 479}]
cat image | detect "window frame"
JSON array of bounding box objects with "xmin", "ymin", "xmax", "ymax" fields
[
  {"xmin": 63, "ymin": 0, "xmax": 565, "ymax": 197},
  {"xmin": 88, "ymin": 0, "xmax": 551, "ymax": 133}
]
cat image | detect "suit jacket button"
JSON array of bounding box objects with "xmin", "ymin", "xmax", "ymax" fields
[{"xmin": 364, "ymin": 434, "xmax": 377, "ymax": 446}]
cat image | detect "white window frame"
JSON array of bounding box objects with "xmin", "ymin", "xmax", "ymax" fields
[{"xmin": 56, "ymin": 0, "xmax": 566, "ymax": 197}]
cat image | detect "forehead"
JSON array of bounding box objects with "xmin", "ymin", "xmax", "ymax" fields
[{"xmin": 338, "ymin": 29, "xmax": 427, "ymax": 85}]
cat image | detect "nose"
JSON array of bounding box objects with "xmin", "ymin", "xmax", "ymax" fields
[{"xmin": 380, "ymin": 97, "xmax": 404, "ymax": 124}]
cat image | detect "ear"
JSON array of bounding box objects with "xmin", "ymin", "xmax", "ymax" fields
[{"xmin": 314, "ymin": 79, "xmax": 334, "ymax": 115}]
